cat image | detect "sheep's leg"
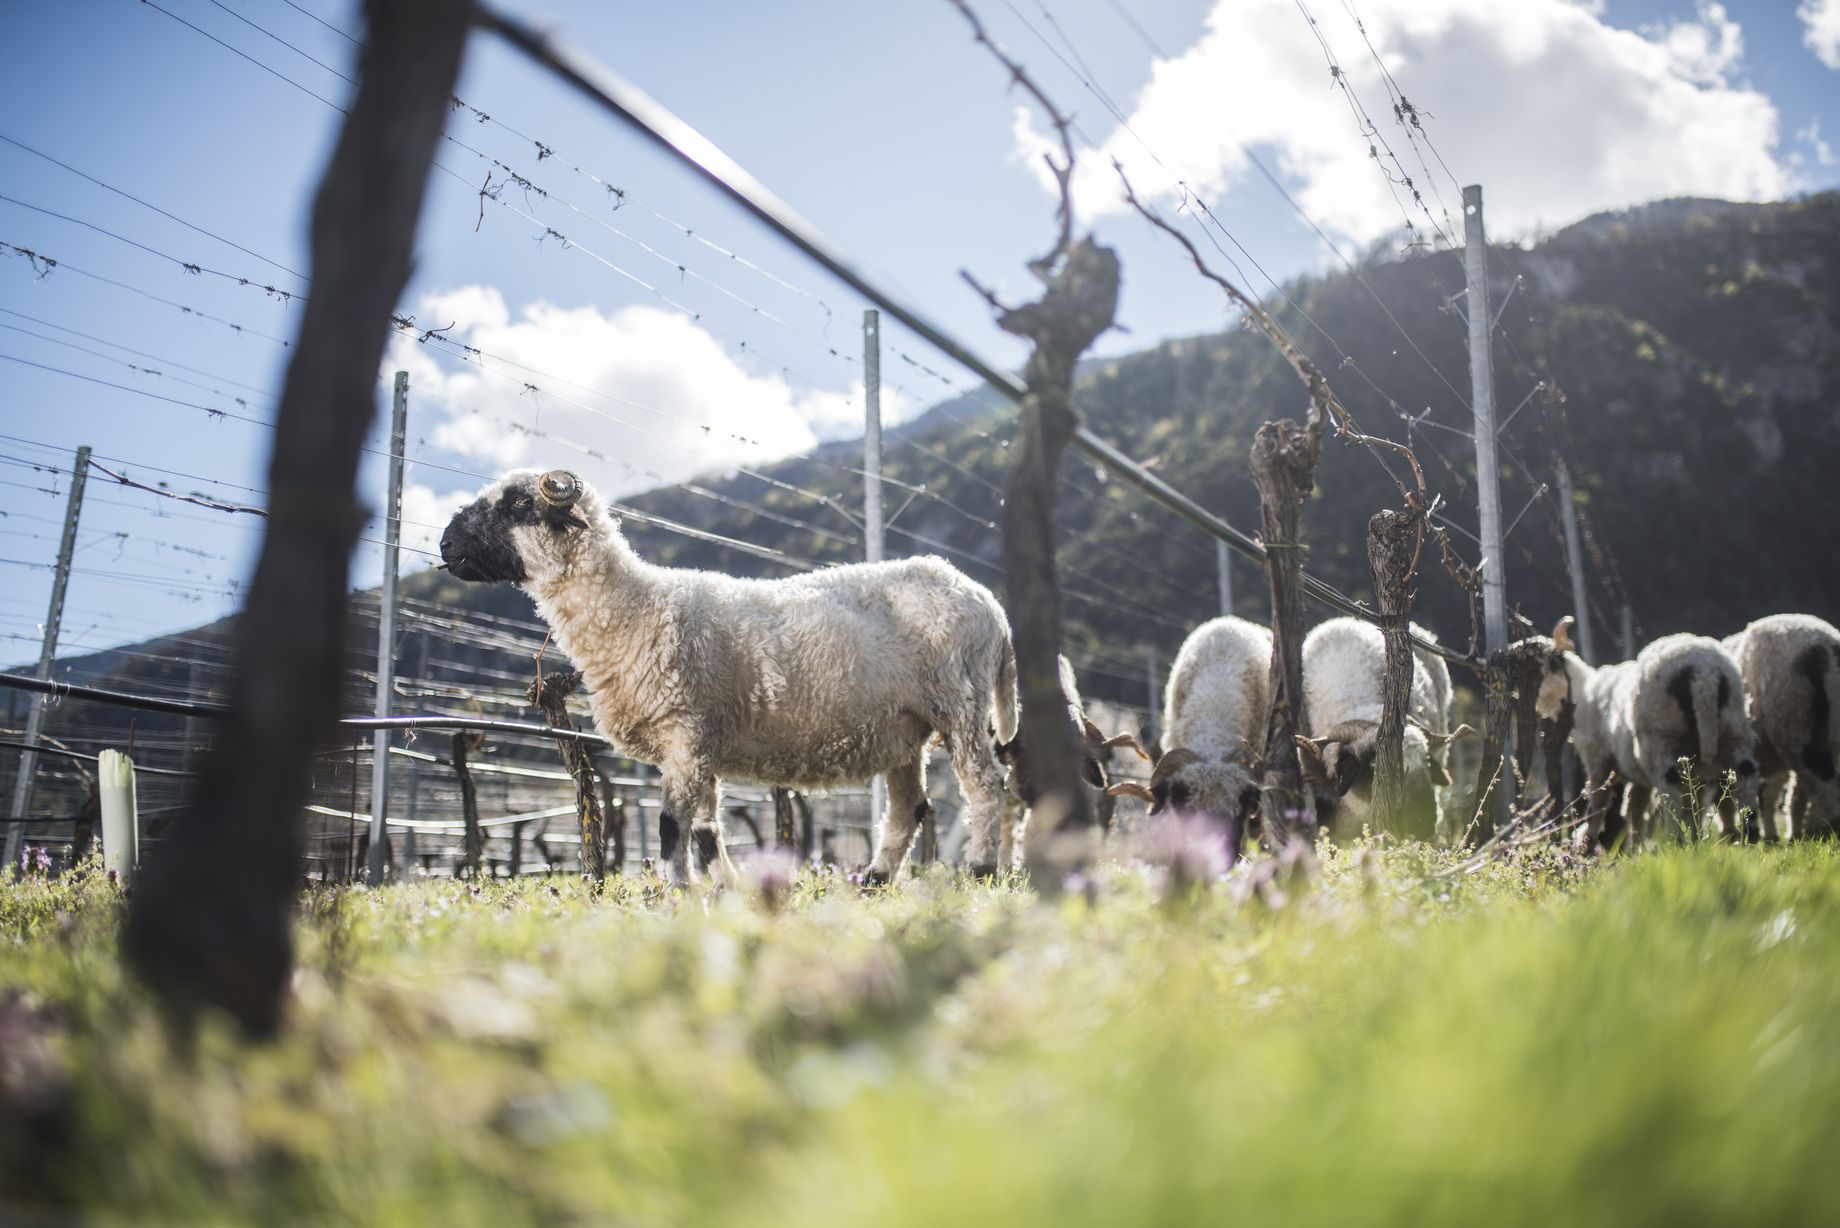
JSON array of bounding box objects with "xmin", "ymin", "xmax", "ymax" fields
[
  {"xmin": 1759, "ymin": 774, "xmax": 1785, "ymax": 841},
  {"xmin": 661, "ymin": 767, "xmax": 726, "ymax": 889},
  {"xmin": 1622, "ymin": 783, "xmax": 1651, "ymax": 849},
  {"xmin": 1586, "ymin": 771, "xmax": 1624, "ymax": 851},
  {"xmin": 1789, "ymin": 774, "xmax": 1812, "ymax": 840},
  {"xmin": 997, "ymin": 791, "xmax": 1026, "ymax": 872},
  {"xmin": 864, "ymin": 754, "xmax": 929, "ymax": 886},
  {"xmin": 690, "ymin": 779, "xmax": 738, "ymax": 890},
  {"xmin": 1653, "ymin": 764, "xmax": 1694, "ymax": 845},
  {"xmin": 948, "ymin": 733, "xmax": 1009, "ymax": 878}
]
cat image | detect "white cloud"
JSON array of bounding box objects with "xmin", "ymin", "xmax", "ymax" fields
[
  {"xmin": 395, "ymin": 482, "xmax": 473, "ymax": 559},
  {"xmin": 1018, "ymin": 0, "xmax": 1789, "ymax": 244},
  {"xmin": 1650, "ymin": 3, "xmax": 1743, "ymax": 87},
  {"xmin": 387, "ymin": 287, "xmax": 896, "ymax": 502},
  {"xmin": 1803, "ymin": 0, "xmax": 1840, "ymax": 70},
  {"xmin": 1792, "ymin": 117, "xmax": 1837, "ymax": 169}
]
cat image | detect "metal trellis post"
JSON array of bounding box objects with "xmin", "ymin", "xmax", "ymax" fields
[
  {"xmin": 863, "ymin": 309, "xmax": 889, "ymax": 851},
  {"xmin": 366, "ymin": 371, "xmax": 408, "ymax": 886},
  {"xmin": 1463, "ymin": 185, "xmax": 1508, "ymax": 656},
  {"xmin": 5, "ymin": 444, "xmax": 89, "ymax": 868},
  {"xmin": 1216, "ymin": 538, "xmax": 1233, "ymax": 617},
  {"xmin": 1556, "ymin": 464, "xmax": 1595, "ymax": 664}
]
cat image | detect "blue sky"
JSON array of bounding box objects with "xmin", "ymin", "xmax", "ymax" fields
[{"xmin": 2, "ymin": 0, "xmax": 1837, "ymax": 666}]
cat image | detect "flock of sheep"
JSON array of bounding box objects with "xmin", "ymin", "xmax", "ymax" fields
[
  {"xmin": 438, "ymin": 467, "xmax": 1840, "ymax": 885},
  {"xmin": 1539, "ymin": 614, "xmax": 1840, "ymax": 847}
]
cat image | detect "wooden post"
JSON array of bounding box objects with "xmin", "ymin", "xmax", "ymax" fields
[
  {"xmin": 1366, "ymin": 505, "xmax": 1425, "ymax": 840},
  {"xmin": 773, "ymin": 786, "xmax": 795, "ymax": 848},
  {"xmin": 598, "ymin": 764, "xmax": 626, "ymax": 874},
  {"xmin": 122, "ymin": 0, "xmax": 470, "ymax": 1037},
  {"xmin": 993, "ymin": 239, "xmax": 1120, "ymax": 891},
  {"xmin": 454, "ymin": 731, "xmax": 485, "ymax": 879},
  {"xmin": 509, "ymin": 820, "xmax": 527, "ymax": 877},
  {"xmin": 1469, "ymin": 651, "xmax": 1513, "ymax": 843},
  {"xmin": 1252, "ymin": 416, "xmax": 1324, "ymax": 852},
  {"xmin": 796, "ymin": 792, "xmax": 815, "ymax": 862},
  {"xmin": 526, "ymin": 671, "xmax": 607, "ymax": 882}
]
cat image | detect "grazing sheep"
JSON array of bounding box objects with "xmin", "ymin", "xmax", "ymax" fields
[
  {"xmin": 439, "ymin": 468, "xmax": 1018, "ymax": 886},
  {"xmin": 1542, "ymin": 627, "xmax": 1759, "ymax": 845},
  {"xmin": 1536, "ymin": 626, "xmax": 1646, "ymax": 848},
  {"xmin": 1295, "ymin": 617, "xmax": 1462, "ymax": 841},
  {"xmin": 1722, "ymin": 614, "xmax": 1840, "ymax": 839},
  {"xmin": 1106, "ymin": 616, "xmax": 1271, "ymax": 861},
  {"xmin": 1627, "ymin": 634, "xmax": 1760, "ymax": 842},
  {"xmin": 995, "ymin": 655, "xmax": 1145, "ymax": 869}
]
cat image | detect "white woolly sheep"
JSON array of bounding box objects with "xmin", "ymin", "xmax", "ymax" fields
[
  {"xmin": 1539, "ymin": 628, "xmax": 1759, "ymax": 845},
  {"xmin": 1296, "ymin": 617, "xmax": 1461, "ymax": 840},
  {"xmin": 1722, "ymin": 614, "xmax": 1840, "ymax": 839},
  {"xmin": 1105, "ymin": 616, "xmax": 1272, "ymax": 861},
  {"xmin": 439, "ymin": 468, "xmax": 1018, "ymax": 886},
  {"xmin": 1536, "ymin": 630, "xmax": 1644, "ymax": 847},
  {"xmin": 995, "ymin": 655, "xmax": 1145, "ymax": 869}
]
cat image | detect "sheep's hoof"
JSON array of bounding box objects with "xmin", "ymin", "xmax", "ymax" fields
[
  {"xmin": 966, "ymin": 862, "xmax": 999, "ymax": 882},
  {"xmin": 860, "ymin": 867, "xmax": 893, "ymax": 890}
]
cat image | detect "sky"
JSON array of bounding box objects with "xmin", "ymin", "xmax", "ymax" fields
[{"xmin": 1, "ymin": 0, "xmax": 1837, "ymax": 668}]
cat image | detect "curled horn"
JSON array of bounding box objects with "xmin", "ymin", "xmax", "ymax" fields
[
  {"xmin": 1148, "ymin": 747, "xmax": 1203, "ymax": 787},
  {"xmin": 1551, "ymin": 615, "xmax": 1575, "ymax": 655},
  {"xmin": 1415, "ymin": 721, "xmax": 1477, "ymax": 749},
  {"xmin": 1104, "ymin": 746, "xmax": 1202, "ymax": 801},
  {"xmin": 538, "ymin": 470, "xmax": 582, "ymax": 508}
]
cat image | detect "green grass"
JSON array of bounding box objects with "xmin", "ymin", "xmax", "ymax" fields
[{"xmin": 4, "ymin": 842, "xmax": 1840, "ymax": 1225}]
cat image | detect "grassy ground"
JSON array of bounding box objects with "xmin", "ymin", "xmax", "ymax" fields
[{"xmin": 4, "ymin": 840, "xmax": 1840, "ymax": 1226}]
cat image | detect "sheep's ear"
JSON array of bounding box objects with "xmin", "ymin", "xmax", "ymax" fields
[
  {"xmin": 1081, "ymin": 754, "xmax": 1108, "ymax": 790},
  {"xmin": 1324, "ymin": 743, "xmax": 1362, "ymax": 796},
  {"xmin": 1105, "ymin": 780, "xmax": 1155, "ymax": 801}
]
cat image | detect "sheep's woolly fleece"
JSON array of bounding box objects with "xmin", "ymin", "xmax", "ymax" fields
[
  {"xmin": 1157, "ymin": 615, "xmax": 1273, "ymax": 823},
  {"xmin": 1724, "ymin": 613, "xmax": 1840, "ymax": 836},
  {"xmin": 444, "ymin": 468, "xmax": 1017, "ymax": 883}
]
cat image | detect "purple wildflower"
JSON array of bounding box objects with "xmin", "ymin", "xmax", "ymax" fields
[
  {"xmin": 1140, "ymin": 813, "xmax": 1234, "ymax": 898},
  {"xmin": 747, "ymin": 846, "xmax": 801, "ymax": 914}
]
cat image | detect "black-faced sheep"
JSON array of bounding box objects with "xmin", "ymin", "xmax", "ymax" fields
[
  {"xmin": 1295, "ymin": 617, "xmax": 1462, "ymax": 841},
  {"xmin": 1722, "ymin": 614, "xmax": 1840, "ymax": 839},
  {"xmin": 439, "ymin": 469, "xmax": 1018, "ymax": 887},
  {"xmin": 1105, "ymin": 616, "xmax": 1271, "ymax": 862}
]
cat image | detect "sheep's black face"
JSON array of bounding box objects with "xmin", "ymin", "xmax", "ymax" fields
[
  {"xmin": 439, "ymin": 494, "xmax": 529, "ymax": 584},
  {"xmin": 441, "ymin": 470, "xmax": 593, "ymax": 584}
]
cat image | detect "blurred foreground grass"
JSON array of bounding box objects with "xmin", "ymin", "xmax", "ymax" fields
[{"xmin": 4, "ymin": 842, "xmax": 1840, "ymax": 1225}]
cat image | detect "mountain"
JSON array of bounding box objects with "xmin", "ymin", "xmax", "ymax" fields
[{"xmin": 11, "ymin": 192, "xmax": 1840, "ymax": 769}]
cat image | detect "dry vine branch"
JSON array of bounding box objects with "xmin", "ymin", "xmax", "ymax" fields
[
  {"xmin": 88, "ymin": 459, "xmax": 268, "ymax": 517},
  {"xmin": 123, "ymin": 0, "xmax": 470, "ymax": 1038},
  {"xmin": 1115, "ymin": 164, "xmax": 1428, "ymax": 502},
  {"xmin": 1367, "ymin": 502, "xmax": 1427, "ymax": 840},
  {"xmin": 949, "ymin": 0, "xmax": 1118, "ymax": 891},
  {"xmin": 1254, "ymin": 413, "xmax": 1324, "ymax": 852},
  {"xmin": 526, "ymin": 670, "xmax": 608, "ymax": 883},
  {"xmin": 1115, "ymin": 163, "xmax": 1495, "ymax": 680},
  {"xmin": 946, "ymin": 0, "xmax": 1075, "ymax": 270}
]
